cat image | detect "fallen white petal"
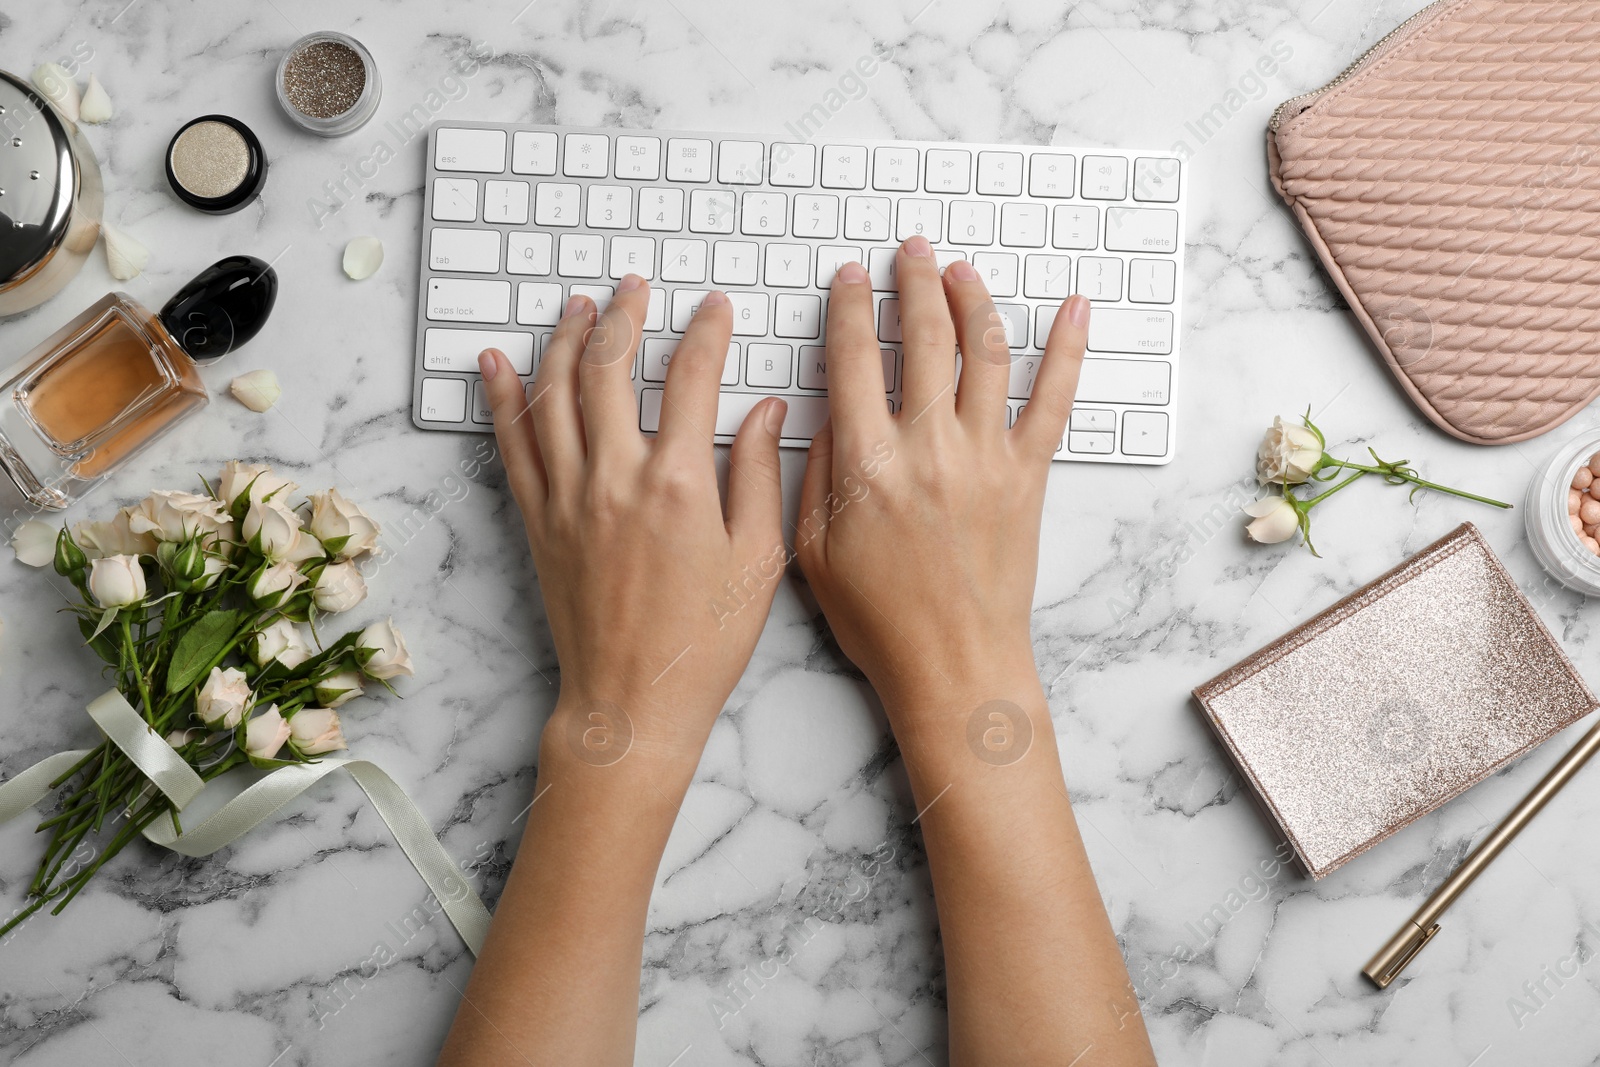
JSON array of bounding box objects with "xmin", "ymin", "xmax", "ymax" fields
[
  {"xmin": 342, "ymin": 236, "xmax": 384, "ymax": 281},
  {"xmin": 79, "ymin": 73, "xmax": 113, "ymax": 124},
  {"xmin": 103, "ymin": 223, "xmax": 149, "ymax": 281},
  {"xmin": 230, "ymin": 369, "xmax": 282, "ymax": 412},
  {"xmin": 32, "ymin": 63, "xmax": 80, "ymax": 123},
  {"xmin": 11, "ymin": 520, "xmax": 55, "ymax": 567}
]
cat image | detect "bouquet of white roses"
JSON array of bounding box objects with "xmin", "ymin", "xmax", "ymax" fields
[{"xmin": 2, "ymin": 461, "xmax": 414, "ymax": 937}]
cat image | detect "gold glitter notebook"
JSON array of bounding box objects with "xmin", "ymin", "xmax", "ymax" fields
[{"xmin": 1194, "ymin": 523, "xmax": 1597, "ymax": 879}]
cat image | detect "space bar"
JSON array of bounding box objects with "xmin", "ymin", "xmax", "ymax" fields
[{"xmin": 639, "ymin": 390, "xmax": 831, "ymax": 441}]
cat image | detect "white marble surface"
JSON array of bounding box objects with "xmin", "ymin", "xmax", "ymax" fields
[{"xmin": 4, "ymin": 1, "xmax": 1600, "ymax": 1064}]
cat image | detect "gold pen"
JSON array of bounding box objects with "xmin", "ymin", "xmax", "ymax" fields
[{"xmin": 1364, "ymin": 715, "xmax": 1600, "ymax": 988}]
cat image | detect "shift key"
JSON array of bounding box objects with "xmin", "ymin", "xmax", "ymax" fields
[
  {"xmin": 426, "ymin": 278, "xmax": 512, "ymax": 323},
  {"xmin": 1087, "ymin": 308, "xmax": 1172, "ymax": 354},
  {"xmin": 1075, "ymin": 358, "xmax": 1170, "ymax": 405}
]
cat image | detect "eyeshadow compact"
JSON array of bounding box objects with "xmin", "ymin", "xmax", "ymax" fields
[{"xmin": 164, "ymin": 115, "xmax": 267, "ymax": 214}]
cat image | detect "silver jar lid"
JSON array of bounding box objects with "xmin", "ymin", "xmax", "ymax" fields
[{"xmin": 0, "ymin": 71, "xmax": 76, "ymax": 292}]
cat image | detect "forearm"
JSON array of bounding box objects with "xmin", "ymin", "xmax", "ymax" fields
[
  {"xmin": 883, "ymin": 665, "xmax": 1156, "ymax": 1067},
  {"xmin": 436, "ymin": 703, "xmax": 696, "ymax": 1066}
]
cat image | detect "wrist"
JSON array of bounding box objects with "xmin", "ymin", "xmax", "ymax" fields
[{"xmin": 875, "ymin": 652, "xmax": 1053, "ymax": 775}]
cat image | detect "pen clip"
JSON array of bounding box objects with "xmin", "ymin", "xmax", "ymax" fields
[{"xmin": 1362, "ymin": 920, "xmax": 1441, "ymax": 989}]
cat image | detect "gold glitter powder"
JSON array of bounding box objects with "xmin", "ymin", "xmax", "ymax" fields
[
  {"xmin": 281, "ymin": 40, "xmax": 366, "ymax": 120},
  {"xmin": 1194, "ymin": 523, "xmax": 1596, "ymax": 879},
  {"xmin": 169, "ymin": 121, "xmax": 250, "ymax": 199}
]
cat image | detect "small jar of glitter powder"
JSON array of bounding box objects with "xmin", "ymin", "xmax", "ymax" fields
[{"xmin": 275, "ymin": 31, "xmax": 382, "ymax": 137}]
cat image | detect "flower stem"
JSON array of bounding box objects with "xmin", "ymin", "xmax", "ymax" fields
[
  {"xmin": 1324, "ymin": 458, "xmax": 1512, "ymax": 509},
  {"xmin": 1304, "ymin": 471, "xmax": 1367, "ymax": 506}
]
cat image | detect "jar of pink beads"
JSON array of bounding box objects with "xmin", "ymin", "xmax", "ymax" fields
[{"xmin": 1528, "ymin": 428, "xmax": 1600, "ymax": 596}]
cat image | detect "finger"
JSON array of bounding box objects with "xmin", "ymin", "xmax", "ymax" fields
[
  {"xmin": 895, "ymin": 236, "xmax": 957, "ymax": 423},
  {"xmin": 577, "ymin": 274, "xmax": 651, "ymax": 466},
  {"xmin": 822, "ymin": 261, "xmax": 891, "ymax": 445},
  {"xmin": 1013, "ymin": 294, "xmax": 1088, "ymax": 459},
  {"xmin": 658, "ymin": 290, "xmax": 734, "ymax": 452},
  {"xmin": 530, "ymin": 294, "xmax": 597, "ymax": 487},
  {"xmin": 944, "ymin": 259, "xmax": 1010, "ymax": 431},
  {"xmin": 796, "ymin": 420, "xmax": 835, "ymax": 560},
  {"xmin": 725, "ymin": 397, "xmax": 786, "ymax": 553},
  {"xmin": 479, "ymin": 348, "xmax": 547, "ymax": 510}
]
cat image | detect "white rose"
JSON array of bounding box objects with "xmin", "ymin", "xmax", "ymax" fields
[
  {"xmin": 242, "ymin": 500, "xmax": 305, "ymax": 561},
  {"xmin": 127, "ymin": 490, "xmax": 230, "ymax": 543},
  {"xmin": 1243, "ymin": 496, "xmax": 1301, "ymax": 544},
  {"xmin": 88, "ymin": 555, "xmax": 146, "ymax": 607},
  {"xmin": 308, "ymin": 489, "xmax": 381, "ymax": 560},
  {"xmin": 314, "ymin": 669, "xmax": 364, "ymax": 708},
  {"xmin": 1257, "ymin": 417, "xmax": 1324, "ymax": 486},
  {"xmin": 195, "ymin": 666, "xmax": 252, "ymax": 728},
  {"xmin": 218, "ymin": 461, "xmax": 298, "ymax": 512},
  {"xmin": 313, "ymin": 562, "xmax": 368, "ymax": 614},
  {"xmin": 253, "ymin": 617, "xmax": 313, "ymax": 669},
  {"xmin": 244, "ymin": 704, "xmax": 291, "ymax": 760},
  {"xmin": 194, "ymin": 556, "xmax": 228, "ymax": 591},
  {"xmin": 73, "ymin": 507, "xmax": 157, "ymax": 559},
  {"xmin": 358, "ymin": 618, "xmax": 414, "ymax": 679},
  {"xmin": 288, "ymin": 708, "xmax": 347, "ymax": 755},
  {"xmin": 248, "ymin": 561, "xmax": 306, "ymax": 608}
]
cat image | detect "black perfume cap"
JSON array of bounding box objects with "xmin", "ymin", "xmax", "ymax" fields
[
  {"xmin": 165, "ymin": 115, "xmax": 268, "ymax": 214},
  {"xmin": 160, "ymin": 256, "xmax": 278, "ymax": 365}
]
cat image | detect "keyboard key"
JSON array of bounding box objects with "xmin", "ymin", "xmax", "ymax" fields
[
  {"xmin": 1070, "ymin": 407, "xmax": 1116, "ymax": 432},
  {"xmin": 1133, "ymin": 157, "xmax": 1180, "ymax": 202},
  {"xmin": 877, "ymin": 298, "xmax": 901, "ymax": 342},
  {"xmin": 516, "ymin": 282, "xmax": 564, "ymax": 326},
  {"xmin": 816, "ymin": 245, "xmax": 864, "ymax": 288},
  {"xmin": 609, "ymin": 236, "xmax": 656, "ymax": 279},
  {"xmin": 792, "ymin": 194, "xmax": 840, "ymax": 239},
  {"xmin": 484, "ymin": 180, "xmax": 530, "ymax": 225},
  {"xmin": 432, "ymin": 178, "xmax": 478, "ymax": 222},
  {"xmin": 796, "ymin": 347, "xmax": 896, "ymax": 392},
  {"xmin": 1068, "ymin": 431, "xmax": 1115, "ymax": 454},
  {"xmin": 896, "ymin": 199, "xmax": 943, "ymax": 241},
  {"xmin": 420, "ymin": 377, "xmax": 468, "ymax": 422},
  {"xmin": 844, "ymin": 196, "xmax": 893, "ymax": 241},
  {"xmin": 689, "ymin": 189, "xmax": 737, "ymax": 233},
  {"xmin": 1077, "ymin": 357, "xmax": 1171, "ymax": 403},
  {"xmin": 670, "ymin": 290, "xmax": 711, "ymax": 330},
  {"xmin": 746, "ymin": 343, "xmax": 793, "ymax": 387},
  {"xmin": 712, "ymin": 241, "xmax": 760, "ymax": 286},
  {"xmin": 1008, "ymin": 355, "xmax": 1041, "ymax": 398},
  {"xmin": 1028, "ymin": 153, "xmax": 1075, "ymax": 197},
  {"xmin": 1075, "ymin": 257, "xmax": 1123, "ymax": 301},
  {"xmin": 1051, "ymin": 205, "xmax": 1099, "ymax": 250},
  {"xmin": 1023, "ymin": 254, "xmax": 1073, "ymax": 299},
  {"xmin": 867, "ymin": 248, "xmax": 898, "ymax": 291},
  {"xmin": 563, "ymin": 133, "xmax": 609, "ymax": 177},
  {"xmin": 1104, "ymin": 207, "xmax": 1179, "ymax": 253},
  {"xmin": 977, "ymin": 151, "xmax": 1024, "ymax": 195},
  {"xmin": 646, "ymin": 289, "xmax": 666, "ymax": 331},
  {"xmin": 1081, "ymin": 155, "xmax": 1129, "ymax": 199},
  {"xmin": 769, "ymin": 144, "xmax": 817, "ymax": 187},
  {"xmin": 971, "ymin": 252, "xmax": 1018, "ymax": 297},
  {"xmin": 1000, "ymin": 203, "xmax": 1047, "ymax": 247},
  {"xmin": 426, "ymin": 278, "xmax": 511, "ymax": 323},
  {"xmin": 471, "ymin": 380, "xmax": 494, "ymax": 424},
  {"xmin": 949, "ymin": 201, "xmax": 996, "ymax": 245},
  {"xmin": 424, "ymin": 328, "xmax": 536, "ymax": 374},
  {"xmin": 1121, "ymin": 410, "xmax": 1168, "ymax": 456},
  {"xmin": 558, "ymin": 234, "xmax": 605, "ymax": 278},
  {"xmin": 641, "ymin": 338, "xmax": 674, "ymax": 382},
  {"xmin": 639, "ymin": 188, "xmax": 686, "ymax": 231},
  {"xmin": 740, "ymin": 192, "xmax": 787, "ymax": 236},
  {"xmin": 1087, "ymin": 310, "xmax": 1173, "ymax": 356},
  {"xmin": 774, "ymin": 294, "xmax": 822, "ymax": 339},
  {"xmin": 764, "ymin": 243, "xmax": 811, "ymax": 287},
  {"xmin": 507, "ymin": 232, "xmax": 553, "ymax": 275},
  {"xmin": 661, "ymin": 239, "xmax": 708, "ymax": 283},
  {"xmin": 586, "ymin": 185, "xmax": 633, "ymax": 229},
  {"xmin": 615, "ymin": 136, "xmax": 662, "ymax": 179},
  {"xmin": 821, "ymin": 145, "xmax": 868, "ymax": 189},
  {"xmin": 728, "ymin": 292, "xmax": 770, "ymax": 335},
  {"xmin": 430, "ymin": 228, "xmax": 501, "ymax": 273},
  {"xmin": 924, "ymin": 149, "xmax": 972, "ymax": 193},
  {"xmin": 993, "ymin": 303, "xmax": 1029, "ymax": 348},
  {"xmin": 719, "ymin": 140, "xmax": 765, "ymax": 185},
  {"xmin": 435, "ymin": 128, "xmax": 506, "ymax": 172},
  {"xmin": 667, "ymin": 138, "xmax": 713, "ymax": 182},
  {"xmin": 571, "ymin": 284, "xmax": 614, "ymax": 312},
  {"xmin": 873, "ymin": 147, "xmax": 919, "ymax": 191},
  {"xmin": 639, "ymin": 389, "xmax": 831, "ymax": 439},
  {"xmin": 533, "ymin": 182, "xmax": 581, "ymax": 226},
  {"xmin": 1129, "ymin": 259, "xmax": 1176, "ymax": 304},
  {"xmin": 511, "ymin": 131, "xmax": 557, "ymax": 175}
]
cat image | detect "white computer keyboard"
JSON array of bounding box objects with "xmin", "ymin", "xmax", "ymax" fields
[{"xmin": 411, "ymin": 121, "xmax": 1184, "ymax": 464}]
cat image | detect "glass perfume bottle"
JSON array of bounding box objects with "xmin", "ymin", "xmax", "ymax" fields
[{"xmin": 0, "ymin": 256, "xmax": 277, "ymax": 509}]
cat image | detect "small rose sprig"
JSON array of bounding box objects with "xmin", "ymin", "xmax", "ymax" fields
[{"xmin": 1245, "ymin": 412, "xmax": 1511, "ymax": 555}]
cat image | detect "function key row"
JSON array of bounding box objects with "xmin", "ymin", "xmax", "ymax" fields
[{"xmin": 434, "ymin": 127, "xmax": 1179, "ymax": 202}]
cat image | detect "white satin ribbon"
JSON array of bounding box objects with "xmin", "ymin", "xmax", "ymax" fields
[{"xmin": 0, "ymin": 691, "xmax": 490, "ymax": 955}]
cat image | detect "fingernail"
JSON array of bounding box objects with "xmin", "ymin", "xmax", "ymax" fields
[
  {"xmin": 702, "ymin": 289, "xmax": 729, "ymax": 307},
  {"xmin": 836, "ymin": 260, "xmax": 867, "ymax": 285},
  {"xmin": 564, "ymin": 295, "xmax": 586, "ymax": 316},
  {"xmin": 1067, "ymin": 295, "xmax": 1090, "ymax": 329},
  {"xmin": 764, "ymin": 398, "xmax": 788, "ymax": 435},
  {"xmin": 903, "ymin": 235, "xmax": 933, "ymax": 258},
  {"xmin": 947, "ymin": 259, "xmax": 979, "ymax": 282},
  {"xmin": 478, "ymin": 349, "xmax": 499, "ymax": 380},
  {"xmin": 617, "ymin": 273, "xmax": 645, "ymax": 293}
]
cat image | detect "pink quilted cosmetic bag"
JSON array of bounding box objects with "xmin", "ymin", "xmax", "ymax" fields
[{"xmin": 1267, "ymin": 0, "xmax": 1600, "ymax": 445}]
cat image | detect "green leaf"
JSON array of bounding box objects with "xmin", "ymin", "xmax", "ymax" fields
[{"xmin": 165, "ymin": 609, "xmax": 242, "ymax": 694}]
